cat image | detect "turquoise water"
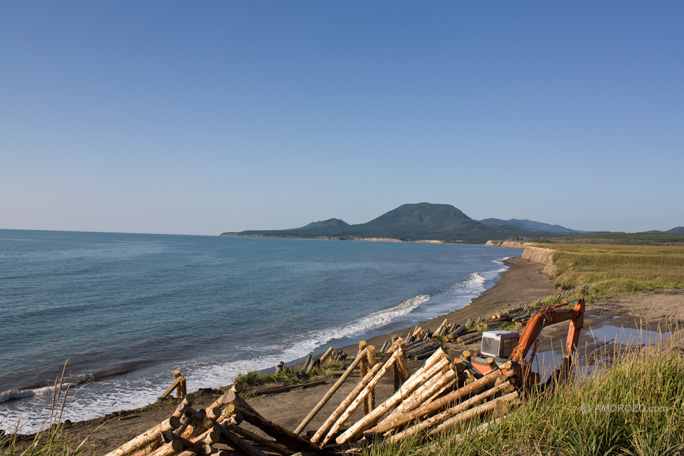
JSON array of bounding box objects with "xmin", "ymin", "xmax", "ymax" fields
[{"xmin": 0, "ymin": 229, "xmax": 520, "ymax": 432}]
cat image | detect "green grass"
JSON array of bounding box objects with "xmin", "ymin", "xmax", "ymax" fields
[
  {"xmin": 541, "ymin": 244, "xmax": 684, "ymax": 300},
  {"xmin": 363, "ymin": 337, "xmax": 684, "ymax": 456},
  {"xmin": 234, "ymin": 359, "xmax": 348, "ymax": 388}
]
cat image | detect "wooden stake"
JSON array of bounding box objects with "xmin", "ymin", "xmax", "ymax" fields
[{"xmin": 319, "ymin": 346, "xmax": 334, "ymax": 365}]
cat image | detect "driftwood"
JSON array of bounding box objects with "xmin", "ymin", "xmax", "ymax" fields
[
  {"xmin": 211, "ymin": 423, "xmax": 268, "ymax": 456},
  {"xmin": 251, "ymin": 379, "xmax": 326, "ymax": 397}
]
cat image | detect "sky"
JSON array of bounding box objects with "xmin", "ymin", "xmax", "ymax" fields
[{"xmin": 1, "ymin": 1, "xmax": 682, "ymax": 235}]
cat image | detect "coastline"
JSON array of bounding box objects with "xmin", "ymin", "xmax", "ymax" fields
[
  {"xmin": 337, "ymin": 256, "xmax": 555, "ymax": 357},
  {"xmin": 10, "ymin": 255, "xmax": 557, "ymax": 453}
]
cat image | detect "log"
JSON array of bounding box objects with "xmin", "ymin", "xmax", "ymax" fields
[
  {"xmin": 367, "ymin": 368, "xmax": 513, "ymax": 436},
  {"xmin": 358, "ymin": 341, "xmax": 369, "ymax": 415},
  {"xmin": 294, "ymin": 346, "xmax": 370, "ymax": 435},
  {"xmin": 388, "ymin": 381, "xmax": 516, "ymax": 442},
  {"xmin": 103, "ymin": 416, "xmax": 181, "ymax": 456},
  {"xmin": 252, "ymin": 379, "xmax": 326, "ymax": 397},
  {"xmin": 319, "ymin": 348, "xmax": 403, "ymax": 446},
  {"xmin": 232, "ymin": 425, "xmax": 291, "ymax": 456},
  {"xmin": 462, "ymin": 350, "xmax": 472, "ymax": 363},
  {"xmin": 386, "ymin": 366, "xmax": 456, "ymax": 419},
  {"xmin": 335, "ymin": 351, "xmax": 450, "ymax": 444},
  {"xmin": 428, "ymin": 390, "xmax": 519, "ymax": 436},
  {"xmin": 365, "ymin": 345, "xmax": 377, "ymax": 414},
  {"xmin": 235, "ymin": 396, "xmax": 320, "ymax": 453},
  {"xmin": 159, "ymin": 377, "xmax": 183, "ymax": 400},
  {"xmin": 318, "ymin": 346, "xmax": 334, "ymax": 365},
  {"xmin": 212, "ymin": 423, "xmax": 268, "ymax": 456},
  {"xmin": 449, "ymin": 325, "xmax": 467, "ymax": 337}
]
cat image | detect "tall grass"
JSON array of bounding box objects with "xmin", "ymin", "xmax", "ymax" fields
[
  {"xmin": 363, "ymin": 336, "xmax": 684, "ymax": 456},
  {"xmin": 0, "ymin": 363, "xmax": 88, "ymax": 456}
]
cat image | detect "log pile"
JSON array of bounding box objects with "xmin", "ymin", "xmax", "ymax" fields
[
  {"xmin": 313, "ymin": 347, "xmax": 521, "ymax": 447},
  {"xmin": 108, "ymin": 309, "xmax": 533, "ymax": 455},
  {"xmin": 104, "ymin": 384, "xmax": 319, "ymax": 456}
]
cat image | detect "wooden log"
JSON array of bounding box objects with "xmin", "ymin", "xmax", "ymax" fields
[
  {"xmin": 380, "ymin": 340, "xmax": 390, "ymax": 353},
  {"xmin": 487, "ymin": 357, "xmax": 499, "ymax": 371},
  {"xmin": 252, "ymin": 379, "xmax": 326, "ymax": 397},
  {"xmin": 335, "ymin": 350, "xmax": 450, "ymax": 445},
  {"xmin": 232, "ymin": 425, "xmax": 291, "ymax": 456},
  {"xmin": 159, "ymin": 377, "xmax": 182, "ymax": 400},
  {"xmin": 103, "ymin": 416, "xmax": 181, "ymax": 456},
  {"xmin": 234, "ymin": 396, "xmax": 320, "ymax": 453},
  {"xmin": 212, "ymin": 423, "xmax": 268, "ymax": 456},
  {"xmin": 428, "ymin": 390, "xmax": 519, "ymax": 436},
  {"xmin": 366, "ymin": 368, "xmax": 514, "ymax": 436},
  {"xmin": 358, "ymin": 341, "xmax": 369, "ymax": 415},
  {"xmin": 294, "ymin": 346, "xmax": 370, "ymax": 435},
  {"xmin": 381, "ymin": 366, "xmax": 456, "ymax": 424},
  {"xmin": 449, "ymin": 324, "xmax": 467, "ymax": 337},
  {"xmin": 319, "ymin": 348, "xmax": 403, "ymax": 446},
  {"xmin": 462, "ymin": 350, "xmax": 472, "ymax": 363},
  {"xmin": 388, "ymin": 381, "xmax": 516, "ymax": 442},
  {"xmin": 302, "ymin": 354, "xmax": 313, "ymax": 373},
  {"xmin": 318, "ymin": 346, "xmax": 334, "ymax": 365},
  {"xmin": 366, "ymin": 345, "xmax": 377, "ymax": 414}
]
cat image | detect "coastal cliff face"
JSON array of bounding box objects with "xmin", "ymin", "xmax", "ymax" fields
[{"xmin": 522, "ymin": 246, "xmax": 556, "ymax": 277}]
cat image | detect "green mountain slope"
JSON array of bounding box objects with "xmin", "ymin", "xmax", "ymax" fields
[{"xmin": 222, "ymin": 202, "xmax": 534, "ymax": 244}]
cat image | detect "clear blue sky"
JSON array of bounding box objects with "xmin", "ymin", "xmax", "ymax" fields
[{"xmin": 2, "ymin": 1, "xmax": 682, "ymax": 235}]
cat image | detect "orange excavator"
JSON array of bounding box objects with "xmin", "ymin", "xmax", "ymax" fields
[{"xmin": 469, "ymin": 298, "xmax": 585, "ymax": 387}]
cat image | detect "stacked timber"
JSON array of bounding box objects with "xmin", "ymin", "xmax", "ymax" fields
[
  {"xmin": 105, "ymin": 384, "xmax": 319, "ymax": 456},
  {"xmin": 316, "ymin": 348, "xmax": 521, "ymax": 447}
]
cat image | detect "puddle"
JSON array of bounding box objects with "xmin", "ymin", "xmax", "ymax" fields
[
  {"xmin": 533, "ymin": 350, "xmax": 566, "ymax": 383},
  {"xmin": 588, "ymin": 325, "xmax": 670, "ymax": 346}
]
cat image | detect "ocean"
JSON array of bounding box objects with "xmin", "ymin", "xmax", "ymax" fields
[{"xmin": 0, "ymin": 229, "xmax": 521, "ymax": 433}]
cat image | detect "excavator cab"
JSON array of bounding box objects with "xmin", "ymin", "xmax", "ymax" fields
[{"xmin": 480, "ymin": 330, "xmax": 520, "ymax": 359}]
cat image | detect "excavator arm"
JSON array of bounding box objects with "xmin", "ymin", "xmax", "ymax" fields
[{"xmin": 509, "ymin": 298, "xmax": 585, "ymax": 372}]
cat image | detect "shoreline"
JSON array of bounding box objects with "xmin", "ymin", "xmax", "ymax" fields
[
  {"xmin": 8, "ymin": 255, "xmax": 557, "ymax": 451},
  {"xmin": 335, "ymin": 256, "xmax": 555, "ymax": 357}
]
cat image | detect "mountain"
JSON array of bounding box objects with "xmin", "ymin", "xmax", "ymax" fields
[
  {"xmin": 480, "ymin": 218, "xmax": 584, "ymax": 234},
  {"xmin": 667, "ymin": 227, "xmax": 684, "ymax": 234},
  {"xmin": 222, "ymin": 202, "xmax": 536, "ymax": 244},
  {"xmin": 298, "ymin": 219, "xmax": 350, "ymax": 230}
]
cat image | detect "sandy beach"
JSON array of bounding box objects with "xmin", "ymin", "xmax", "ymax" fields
[{"xmin": 11, "ymin": 255, "xmax": 684, "ymax": 454}]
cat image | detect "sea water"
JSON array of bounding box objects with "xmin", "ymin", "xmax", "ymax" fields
[{"xmin": 0, "ymin": 229, "xmax": 521, "ymax": 433}]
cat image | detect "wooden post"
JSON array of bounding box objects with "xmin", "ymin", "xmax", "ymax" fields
[
  {"xmin": 366, "ymin": 345, "xmax": 377, "ymax": 413},
  {"xmin": 358, "ymin": 341, "xmax": 369, "ymax": 415},
  {"xmin": 294, "ymin": 346, "xmax": 370, "ymax": 435}
]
